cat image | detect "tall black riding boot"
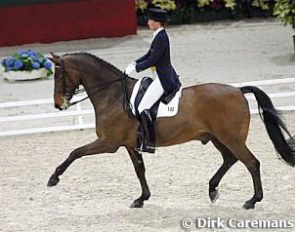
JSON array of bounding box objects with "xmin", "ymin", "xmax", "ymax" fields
[{"xmin": 138, "ymin": 109, "xmax": 156, "ymax": 153}]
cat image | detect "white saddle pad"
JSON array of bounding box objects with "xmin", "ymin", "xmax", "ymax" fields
[{"xmin": 130, "ymin": 78, "xmax": 182, "ymax": 118}]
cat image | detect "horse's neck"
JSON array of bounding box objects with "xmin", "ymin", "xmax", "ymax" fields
[{"xmin": 80, "ymin": 68, "xmax": 135, "ymax": 111}]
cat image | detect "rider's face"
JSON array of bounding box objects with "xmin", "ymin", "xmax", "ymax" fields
[{"xmin": 147, "ymin": 19, "xmax": 161, "ymax": 31}]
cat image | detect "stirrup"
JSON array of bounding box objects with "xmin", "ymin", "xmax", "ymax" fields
[
  {"xmin": 143, "ymin": 144, "xmax": 155, "ymax": 153},
  {"xmin": 136, "ymin": 127, "xmax": 155, "ymax": 153},
  {"xmin": 136, "ymin": 143, "xmax": 155, "ymax": 154}
]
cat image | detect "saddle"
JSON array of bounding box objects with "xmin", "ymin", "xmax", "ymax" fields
[{"xmin": 131, "ymin": 77, "xmax": 182, "ymax": 121}]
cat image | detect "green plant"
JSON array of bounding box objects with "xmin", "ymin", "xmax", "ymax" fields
[
  {"xmin": 252, "ymin": 0, "xmax": 270, "ymax": 10},
  {"xmin": 224, "ymin": 0, "xmax": 237, "ymax": 10},
  {"xmin": 136, "ymin": 0, "xmax": 148, "ymax": 12},
  {"xmin": 152, "ymin": 0, "xmax": 177, "ymax": 11},
  {"xmin": 273, "ymin": 0, "xmax": 295, "ymax": 29}
]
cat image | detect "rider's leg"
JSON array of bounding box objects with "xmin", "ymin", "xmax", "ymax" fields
[
  {"xmin": 138, "ymin": 77, "xmax": 164, "ymax": 113},
  {"xmin": 137, "ymin": 77, "xmax": 164, "ymax": 153}
]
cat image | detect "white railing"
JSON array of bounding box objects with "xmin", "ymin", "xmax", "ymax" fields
[
  {"xmin": 231, "ymin": 78, "xmax": 295, "ymax": 87},
  {"xmin": 231, "ymin": 78, "xmax": 295, "ymax": 113},
  {"xmin": 0, "ymin": 95, "xmax": 94, "ymax": 136},
  {"xmin": 1, "ymin": 78, "xmax": 295, "ymax": 137}
]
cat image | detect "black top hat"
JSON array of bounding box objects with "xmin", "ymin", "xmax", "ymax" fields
[{"xmin": 146, "ymin": 8, "xmax": 168, "ymax": 22}]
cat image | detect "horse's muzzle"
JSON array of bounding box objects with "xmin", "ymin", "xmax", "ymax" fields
[{"xmin": 55, "ymin": 104, "xmax": 63, "ymax": 110}]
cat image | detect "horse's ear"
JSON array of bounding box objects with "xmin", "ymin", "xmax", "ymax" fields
[{"xmin": 48, "ymin": 52, "xmax": 61, "ymax": 65}]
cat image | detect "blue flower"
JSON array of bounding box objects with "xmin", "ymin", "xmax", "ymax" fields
[
  {"xmin": 30, "ymin": 55, "xmax": 38, "ymax": 61},
  {"xmin": 19, "ymin": 49, "xmax": 30, "ymax": 56},
  {"xmin": 19, "ymin": 49, "xmax": 36, "ymax": 57},
  {"xmin": 13, "ymin": 60, "xmax": 23, "ymax": 70},
  {"xmin": 31, "ymin": 62, "xmax": 40, "ymax": 69},
  {"xmin": 4, "ymin": 57, "xmax": 15, "ymax": 67},
  {"xmin": 44, "ymin": 60, "xmax": 52, "ymax": 70},
  {"xmin": 27, "ymin": 50, "xmax": 37, "ymax": 57}
]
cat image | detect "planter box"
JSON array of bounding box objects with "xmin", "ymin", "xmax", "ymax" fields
[{"xmin": 2, "ymin": 68, "xmax": 49, "ymax": 81}]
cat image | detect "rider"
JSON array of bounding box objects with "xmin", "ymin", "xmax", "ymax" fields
[{"xmin": 124, "ymin": 8, "xmax": 181, "ymax": 153}]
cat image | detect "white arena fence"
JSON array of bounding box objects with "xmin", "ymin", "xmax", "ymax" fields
[{"xmin": 0, "ymin": 78, "xmax": 295, "ymax": 137}]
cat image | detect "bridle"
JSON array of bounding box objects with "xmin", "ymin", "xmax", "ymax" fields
[
  {"xmin": 54, "ymin": 63, "xmax": 78, "ymax": 104},
  {"xmin": 54, "ymin": 62, "xmax": 132, "ymax": 113}
]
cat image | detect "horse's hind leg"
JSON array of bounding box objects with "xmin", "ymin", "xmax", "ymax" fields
[
  {"xmin": 224, "ymin": 141, "xmax": 263, "ymax": 209},
  {"xmin": 126, "ymin": 148, "xmax": 150, "ymax": 208},
  {"xmin": 209, "ymin": 137, "xmax": 238, "ymax": 203}
]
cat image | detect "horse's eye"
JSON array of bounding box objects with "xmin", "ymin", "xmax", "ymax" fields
[{"xmin": 64, "ymin": 92, "xmax": 72, "ymax": 99}]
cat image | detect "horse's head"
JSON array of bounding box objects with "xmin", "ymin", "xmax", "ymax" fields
[{"xmin": 49, "ymin": 53, "xmax": 81, "ymax": 110}]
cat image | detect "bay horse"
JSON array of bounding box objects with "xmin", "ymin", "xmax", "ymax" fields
[{"xmin": 47, "ymin": 52, "xmax": 295, "ymax": 209}]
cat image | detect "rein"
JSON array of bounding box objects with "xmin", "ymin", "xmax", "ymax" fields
[
  {"xmin": 70, "ymin": 74, "xmax": 133, "ymax": 116},
  {"xmin": 69, "ymin": 77, "xmax": 123, "ymax": 106}
]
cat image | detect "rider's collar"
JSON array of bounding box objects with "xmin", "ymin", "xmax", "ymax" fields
[{"xmin": 152, "ymin": 27, "xmax": 164, "ymax": 40}]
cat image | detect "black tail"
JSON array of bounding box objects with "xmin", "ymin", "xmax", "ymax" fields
[
  {"xmin": 240, "ymin": 86, "xmax": 295, "ymax": 167},
  {"xmin": 287, "ymin": 136, "xmax": 295, "ymax": 153}
]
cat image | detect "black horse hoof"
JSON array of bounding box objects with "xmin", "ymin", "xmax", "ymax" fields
[
  {"xmin": 130, "ymin": 200, "xmax": 144, "ymax": 208},
  {"xmin": 209, "ymin": 190, "xmax": 220, "ymax": 204},
  {"xmin": 243, "ymin": 200, "xmax": 255, "ymax": 210},
  {"xmin": 47, "ymin": 175, "xmax": 60, "ymax": 187}
]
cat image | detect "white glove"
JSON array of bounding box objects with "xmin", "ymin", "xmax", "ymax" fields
[{"xmin": 124, "ymin": 62, "xmax": 136, "ymax": 76}]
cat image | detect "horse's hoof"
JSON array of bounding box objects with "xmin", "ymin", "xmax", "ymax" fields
[
  {"xmin": 130, "ymin": 200, "xmax": 144, "ymax": 208},
  {"xmin": 47, "ymin": 175, "xmax": 60, "ymax": 187},
  {"xmin": 209, "ymin": 190, "xmax": 219, "ymax": 204},
  {"xmin": 243, "ymin": 200, "xmax": 255, "ymax": 210}
]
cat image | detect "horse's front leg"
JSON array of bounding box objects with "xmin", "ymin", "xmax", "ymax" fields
[
  {"xmin": 47, "ymin": 139, "xmax": 119, "ymax": 187},
  {"xmin": 126, "ymin": 148, "xmax": 151, "ymax": 208}
]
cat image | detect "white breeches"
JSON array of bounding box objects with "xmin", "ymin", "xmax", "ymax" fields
[{"xmin": 138, "ymin": 77, "xmax": 164, "ymax": 113}]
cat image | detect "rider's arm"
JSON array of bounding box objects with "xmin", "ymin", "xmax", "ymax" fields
[
  {"xmin": 136, "ymin": 50, "xmax": 151, "ymax": 64},
  {"xmin": 135, "ymin": 36, "xmax": 166, "ymax": 72}
]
